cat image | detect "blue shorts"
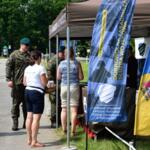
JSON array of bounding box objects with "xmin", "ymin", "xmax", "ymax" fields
[{"xmin": 25, "ymin": 89, "xmax": 44, "ymax": 114}]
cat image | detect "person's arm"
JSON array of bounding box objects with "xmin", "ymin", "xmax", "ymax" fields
[
  {"xmin": 40, "ymin": 73, "xmax": 48, "ymax": 87},
  {"xmin": 40, "ymin": 66, "xmax": 48, "ymax": 87},
  {"xmin": 23, "ymin": 68, "xmax": 28, "ymax": 86},
  {"xmin": 78, "ymin": 62, "xmax": 84, "ymax": 80},
  {"xmin": 6, "ymin": 54, "xmax": 15, "ymax": 87},
  {"xmin": 57, "ymin": 65, "xmax": 62, "ymax": 80},
  {"xmin": 23, "ymin": 76, "xmax": 27, "ymax": 86}
]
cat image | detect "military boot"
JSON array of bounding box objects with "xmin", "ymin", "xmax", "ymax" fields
[
  {"xmin": 12, "ymin": 118, "xmax": 19, "ymax": 131},
  {"xmin": 50, "ymin": 116, "xmax": 56, "ymax": 128},
  {"xmin": 22, "ymin": 102, "xmax": 27, "ymax": 129},
  {"xmin": 22, "ymin": 120, "xmax": 26, "ymax": 129}
]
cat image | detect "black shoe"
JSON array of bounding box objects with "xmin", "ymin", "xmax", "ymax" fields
[
  {"xmin": 22, "ymin": 124, "xmax": 26, "ymax": 129},
  {"xmin": 12, "ymin": 118, "xmax": 18, "ymax": 131},
  {"xmin": 50, "ymin": 123, "xmax": 56, "ymax": 128},
  {"xmin": 22, "ymin": 121, "xmax": 26, "ymax": 129},
  {"xmin": 12, "ymin": 126, "xmax": 19, "ymax": 131}
]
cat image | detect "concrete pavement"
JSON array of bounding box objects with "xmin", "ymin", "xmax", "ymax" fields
[{"xmin": 0, "ymin": 58, "xmax": 63, "ymax": 150}]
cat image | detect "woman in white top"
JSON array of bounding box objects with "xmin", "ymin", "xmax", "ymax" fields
[{"xmin": 23, "ymin": 50, "xmax": 48, "ymax": 147}]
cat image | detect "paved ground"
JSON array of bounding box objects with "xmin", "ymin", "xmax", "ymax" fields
[{"xmin": 0, "ymin": 58, "xmax": 63, "ymax": 150}]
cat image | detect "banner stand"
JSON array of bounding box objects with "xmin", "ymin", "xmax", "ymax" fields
[
  {"xmin": 134, "ymin": 136, "xmax": 136, "ymax": 149},
  {"xmin": 105, "ymin": 127, "xmax": 136, "ymax": 150},
  {"xmin": 85, "ymin": 121, "xmax": 88, "ymax": 150}
]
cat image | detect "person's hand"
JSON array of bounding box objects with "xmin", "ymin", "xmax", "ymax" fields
[{"xmin": 8, "ymin": 81, "xmax": 13, "ymax": 88}]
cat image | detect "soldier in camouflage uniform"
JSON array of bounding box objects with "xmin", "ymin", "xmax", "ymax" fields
[
  {"xmin": 6, "ymin": 37, "xmax": 31, "ymax": 131},
  {"xmin": 47, "ymin": 46, "xmax": 65, "ymax": 127}
]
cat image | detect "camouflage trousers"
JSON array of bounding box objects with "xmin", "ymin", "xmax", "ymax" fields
[
  {"xmin": 11, "ymin": 84, "xmax": 27, "ymax": 121},
  {"xmin": 49, "ymin": 93, "xmax": 56, "ymax": 122},
  {"xmin": 49, "ymin": 91, "xmax": 61, "ymax": 125}
]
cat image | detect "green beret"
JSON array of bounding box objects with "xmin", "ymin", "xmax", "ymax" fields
[{"xmin": 20, "ymin": 37, "xmax": 30, "ymax": 45}]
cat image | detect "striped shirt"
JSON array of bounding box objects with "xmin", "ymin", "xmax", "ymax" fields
[{"xmin": 59, "ymin": 60, "xmax": 79, "ymax": 86}]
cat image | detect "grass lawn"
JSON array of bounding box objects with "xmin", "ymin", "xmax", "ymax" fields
[
  {"xmin": 136, "ymin": 140, "xmax": 150, "ymax": 150},
  {"xmin": 80, "ymin": 60, "xmax": 88, "ymax": 82},
  {"xmin": 56, "ymin": 126, "xmax": 128, "ymax": 150},
  {"xmin": 0, "ymin": 56, "xmax": 7, "ymax": 59},
  {"xmin": 56, "ymin": 126, "xmax": 150, "ymax": 150}
]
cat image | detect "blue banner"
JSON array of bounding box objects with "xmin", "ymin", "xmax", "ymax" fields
[{"xmin": 87, "ymin": 0, "xmax": 136, "ymax": 122}]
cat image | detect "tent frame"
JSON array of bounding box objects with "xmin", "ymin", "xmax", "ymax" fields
[{"xmin": 48, "ymin": 0, "xmax": 150, "ymax": 149}]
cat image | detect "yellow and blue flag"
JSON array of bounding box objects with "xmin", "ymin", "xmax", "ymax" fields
[
  {"xmin": 87, "ymin": 0, "xmax": 136, "ymax": 122},
  {"xmin": 134, "ymin": 48, "xmax": 150, "ymax": 136}
]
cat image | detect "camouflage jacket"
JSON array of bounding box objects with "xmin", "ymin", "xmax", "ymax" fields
[
  {"xmin": 6, "ymin": 50, "xmax": 30, "ymax": 85},
  {"xmin": 47, "ymin": 55, "xmax": 63, "ymax": 82}
]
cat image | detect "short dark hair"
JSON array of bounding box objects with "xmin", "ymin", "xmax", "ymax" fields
[
  {"xmin": 30, "ymin": 50, "xmax": 41, "ymax": 65},
  {"xmin": 58, "ymin": 46, "xmax": 65, "ymax": 52}
]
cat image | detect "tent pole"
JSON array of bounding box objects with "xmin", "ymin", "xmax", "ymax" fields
[
  {"xmin": 85, "ymin": 97, "xmax": 88, "ymax": 150},
  {"xmin": 133, "ymin": 136, "xmax": 136, "ymax": 149},
  {"xmin": 85, "ymin": 115, "xmax": 88, "ymax": 150},
  {"xmin": 66, "ymin": 26, "xmax": 71, "ymax": 148},
  {"xmin": 48, "ymin": 38, "xmax": 51, "ymax": 59},
  {"xmin": 56, "ymin": 34, "xmax": 59, "ymax": 128},
  {"xmin": 61, "ymin": 26, "xmax": 77, "ymax": 150}
]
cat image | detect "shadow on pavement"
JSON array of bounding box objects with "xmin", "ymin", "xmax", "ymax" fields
[
  {"xmin": 0, "ymin": 131, "xmax": 26, "ymax": 137},
  {"xmin": 43, "ymin": 140, "xmax": 62, "ymax": 147},
  {"xmin": 40, "ymin": 125, "xmax": 51, "ymax": 129}
]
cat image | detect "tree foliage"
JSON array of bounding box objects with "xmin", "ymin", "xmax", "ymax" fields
[
  {"xmin": 77, "ymin": 40, "xmax": 90, "ymax": 57},
  {"xmin": 0, "ymin": 0, "xmax": 68, "ymax": 53}
]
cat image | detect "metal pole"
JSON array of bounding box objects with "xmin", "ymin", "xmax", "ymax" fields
[
  {"xmin": 56, "ymin": 34, "xmax": 59, "ymax": 128},
  {"xmin": 48, "ymin": 39, "xmax": 51, "ymax": 59},
  {"xmin": 66, "ymin": 26, "xmax": 71, "ymax": 148},
  {"xmin": 61, "ymin": 26, "xmax": 77, "ymax": 150},
  {"xmin": 61, "ymin": 4, "xmax": 77, "ymax": 149},
  {"xmin": 85, "ymin": 97, "xmax": 88, "ymax": 150},
  {"xmin": 85, "ymin": 119, "xmax": 88, "ymax": 150},
  {"xmin": 105, "ymin": 127, "xmax": 136, "ymax": 150}
]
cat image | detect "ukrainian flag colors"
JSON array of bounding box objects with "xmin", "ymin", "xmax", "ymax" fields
[{"xmin": 134, "ymin": 48, "xmax": 150, "ymax": 136}]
